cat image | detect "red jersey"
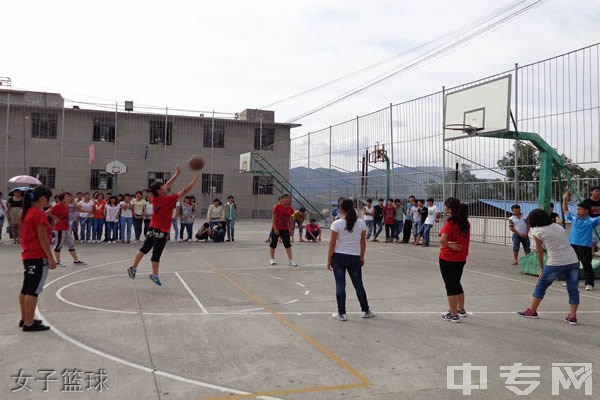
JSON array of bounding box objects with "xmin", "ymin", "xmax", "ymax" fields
[
  {"xmin": 93, "ymin": 200, "xmax": 106, "ymax": 219},
  {"xmin": 150, "ymin": 194, "xmax": 178, "ymax": 233},
  {"xmin": 273, "ymin": 204, "xmax": 294, "ymax": 231},
  {"xmin": 383, "ymin": 206, "xmax": 396, "ymax": 225},
  {"xmin": 306, "ymin": 223, "xmax": 321, "ymax": 234},
  {"xmin": 50, "ymin": 202, "xmax": 70, "ymax": 231},
  {"xmin": 439, "ymin": 220, "xmax": 470, "ymax": 262},
  {"xmin": 21, "ymin": 207, "xmax": 51, "ymax": 260}
]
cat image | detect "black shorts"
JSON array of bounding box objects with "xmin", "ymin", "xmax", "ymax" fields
[
  {"xmin": 21, "ymin": 259, "xmax": 49, "ymax": 297},
  {"xmin": 139, "ymin": 228, "xmax": 168, "ymax": 262},
  {"xmin": 270, "ymin": 230, "xmax": 291, "ymax": 249}
]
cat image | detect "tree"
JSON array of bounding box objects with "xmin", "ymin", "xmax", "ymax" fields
[{"xmin": 425, "ymin": 164, "xmax": 502, "ymax": 200}]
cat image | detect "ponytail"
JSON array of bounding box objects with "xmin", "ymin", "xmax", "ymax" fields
[
  {"xmin": 444, "ymin": 197, "xmax": 469, "ymax": 235},
  {"xmin": 340, "ymin": 199, "xmax": 358, "ymax": 232},
  {"xmin": 21, "ymin": 185, "xmax": 53, "ymax": 222}
]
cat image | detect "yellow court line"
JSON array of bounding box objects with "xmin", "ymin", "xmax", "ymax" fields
[{"xmin": 196, "ymin": 256, "xmax": 372, "ymax": 400}]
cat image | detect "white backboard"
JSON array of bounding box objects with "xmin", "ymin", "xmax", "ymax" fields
[
  {"xmin": 444, "ymin": 75, "xmax": 511, "ymax": 141},
  {"xmin": 239, "ymin": 152, "xmax": 252, "ymax": 172},
  {"xmin": 106, "ymin": 160, "xmax": 127, "ymax": 175}
]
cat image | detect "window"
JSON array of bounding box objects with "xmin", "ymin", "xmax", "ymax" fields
[
  {"xmin": 30, "ymin": 167, "xmax": 56, "ymax": 189},
  {"xmin": 31, "ymin": 113, "xmax": 57, "ymax": 139},
  {"xmin": 93, "ymin": 117, "xmax": 115, "ymax": 142},
  {"xmin": 203, "ymin": 122, "xmax": 225, "ymax": 148},
  {"xmin": 90, "ymin": 169, "xmax": 114, "ymax": 190},
  {"xmin": 149, "ymin": 120, "xmax": 173, "ymax": 145},
  {"xmin": 254, "ymin": 127, "xmax": 275, "ymax": 150},
  {"xmin": 147, "ymin": 171, "xmax": 172, "ymax": 189},
  {"xmin": 201, "ymin": 174, "xmax": 224, "ymax": 194},
  {"xmin": 253, "ymin": 176, "xmax": 273, "ymax": 195}
]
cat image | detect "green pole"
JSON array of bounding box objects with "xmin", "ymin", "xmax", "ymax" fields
[{"xmin": 538, "ymin": 151, "xmax": 553, "ymax": 212}]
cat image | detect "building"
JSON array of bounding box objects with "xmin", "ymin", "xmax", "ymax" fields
[{"xmin": 0, "ymin": 89, "xmax": 300, "ymax": 217}]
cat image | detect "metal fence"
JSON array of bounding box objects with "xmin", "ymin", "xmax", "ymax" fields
[{"xmin": 290, "ymin": 42, "xmax": 600, "ymax": 245}]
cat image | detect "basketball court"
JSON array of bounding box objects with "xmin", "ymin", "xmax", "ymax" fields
[{"xmin": 1, "ymin": 219, "xmax": 598, "ymax": 399}]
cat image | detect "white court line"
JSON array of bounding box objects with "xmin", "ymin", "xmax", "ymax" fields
[
  {"xmin": 304, "ymin": 290, "xmax": 310, "ymax": 296},
  {"xmin": 271, "ymin": 276, "xmax": 285, "ymax": 280},
  {"xmin": 175, "ymin": 272, "xmax": 209, "ymax": 314},
  {"xmin": 295, "ymin": 282, "xmax": 305, "ymax": 287},
  {"xmin": 285, "ymin": 299, "xmax": 299, "ymax": 305},
  {"xmin": 40, "ymin": 260, "xmax": 282, "ymax": 400},
  {"xmin": 239, "ymin": 307, "xmax": 264, "ymax": 313},
  {"xmin": 232, "ymin": 272, "xmax": 253, "ymax": 276}
]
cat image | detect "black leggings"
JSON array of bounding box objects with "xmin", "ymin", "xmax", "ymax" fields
[
  {"xmin": 572, "ymin": 244, "xmax": 594, "ymax": 286},
  {"xmin": 402, "ymin": 220, "xmax": 412, "ymax": 243},
  {"xmin": 439, "ymin": 258, "xmax": 465, "ymax": 296},
  {"xmin": 139, "ymin": 228, "xmax": 168, "ymax": 262}
]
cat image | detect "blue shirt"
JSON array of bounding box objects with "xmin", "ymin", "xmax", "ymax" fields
[
  {"xmin": 405, "ymin": 203, "xmax": 412, "ymax": 221},
  {"xmin": 566, "ymin": 212, "xmax": 600, "ymax": 247}
]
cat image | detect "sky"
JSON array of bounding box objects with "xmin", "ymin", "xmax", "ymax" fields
[{"xmin": 2, "ymin": 0, "xmax": 600, "ymax": 137}]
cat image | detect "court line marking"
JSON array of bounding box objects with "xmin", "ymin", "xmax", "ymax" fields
[
  {"xmin": 175, "ymin": 272, "xmax": 209, "ymax": 313},
  {"xmin": 39, "ymin": 258, "xmax": 282, "ymax": 400},
  {"xmin": 295, "ymin": 282, "xmax": 305, "ymax": 287},
  {"xmin": 239, "ymin": 307, "xmax": 264, "ymax": 313},
  {"xmin": 271, "ymin": 276, "xmax": 285, "ymax": 280},
  {"xmin": 304, "ymin": 291, "xmax": 310, "ymax": 296},
  {"xmin": 195, "ymin": 255, "xmax": 371, "ymax": 400},
  {"xmin": 285, "ymin": 299, "xmax": 299, "ymax": 305}
]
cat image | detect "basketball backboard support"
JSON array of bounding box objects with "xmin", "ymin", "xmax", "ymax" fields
[
  {"xmin": 105, "ymin": 160, "xmax": 127, "ymax": 175},
  {"xmin": 444, "ymin": 75, "xmax": 512, "ymax": 141},
  {"xmin": 239, "ymin": 152, "xmax": 252, "ymax": 173}
]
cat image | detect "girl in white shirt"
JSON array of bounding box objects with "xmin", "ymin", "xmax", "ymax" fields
[
  {"xmin": 363, "ymin": 199, "xmax": 375, "ymax": 240},
  {"xmin": 327, "ymin": 199, "xmax": 375, "ymax": 321},
  {"xmin": 105, "ymin": 196, "xmax": 121, "ymax": 243},
  {"xmin": 517, "ymin": 208, "xmax": 581, "ymax": 325}
]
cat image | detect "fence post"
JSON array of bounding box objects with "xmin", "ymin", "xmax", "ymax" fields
[
  {"xmin": 514, "ymin": 63, "xmax": 519, "ymax": 203},
  {"xmin": 356, "ymin": 116, "xmax": 360, "ymax": 204},
  {"xmin": 328, "ymin": 126, "xmax": 332, "ymax": 220},
  {"xmin": 389, "ymin": 103, "xmax": 394, "ymax": 196},
  {"xmin": 441, "ymin": 86, "xmax": 446, "ymax": 204},
  {"xmin": 4, "ymin": 93, "xmax": 10, "ymax": 194}
]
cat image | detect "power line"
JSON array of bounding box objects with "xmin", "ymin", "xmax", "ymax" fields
[
  {"xmin": 262, "ymin": 0, "xmax": 531, "ymax": 109},
  {"xmin": 286, "ymin": 0, "xmax": 546, "ymax": 123}
]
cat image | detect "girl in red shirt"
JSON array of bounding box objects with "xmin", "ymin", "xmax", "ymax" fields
[
  {"xmin": 19, "ymin": 185, "xmax": 57, "ymax": 332},
  {"xmin": 439, "ymin": 197, "xmax": 470, "ymax": 323}
]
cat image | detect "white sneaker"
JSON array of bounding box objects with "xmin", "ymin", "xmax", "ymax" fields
[
  {"xmin": 270, "ymin": 259, "xmax": 276, "ymax": 265},
  {"xmin": 331, "ymin": 313, "xmax": 347, "ymax": 321},
  {"xmin": 585, "ymin": 285, "xmax": 593, "ymax": 291},
  {"xmin": 288, "ymin": 260, "xmax": 298, "ymax": 267},
  {"xmin": 362, "ymin": 310, "xmax": 376, "ymax": 318}
]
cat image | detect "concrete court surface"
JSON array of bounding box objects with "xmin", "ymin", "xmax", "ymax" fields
[{"xmin": 1, "ymin": 220, "xmax": 599, "ymax": 400}]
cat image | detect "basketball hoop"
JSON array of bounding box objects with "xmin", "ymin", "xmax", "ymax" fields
[
  {"xmin": 444, "ymin": 124, "xmax": 481, "ymax": 137},
  {"xmin": 106, "ymin": 160, "xmax": 127, "ymax": 175},
  {"xmin": 112, "ymin": 166, "xmax": 121, "ymax": 175}
]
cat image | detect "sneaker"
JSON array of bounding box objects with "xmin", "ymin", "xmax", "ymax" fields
[
  {"xmin": 19, "ymin": 319, "xmax": 42, "ymax": 328},
  {"xmin": 564, "ymin": 315, "xmax": 578, "ymax": 325},
  {"xmin": 585, "ymin": 285, "xmax": 593, "ymax": 291},
  {"xmin": 362, "ymin": 310, "xmax": 376, "ymax": 318},
  {"xmin": 56, "ymin": 261, "xmax": 65, "ymax": 267},
  {"xmin": 149, "ymin": 274, "xmax": 162, "ymax": 286},
  {"xmin": 23, "ymin": 323, "xmax": 50, "ymax": 332},
  {"xmin": 270, "ymin": 259, "xmax": 276, "ymax": 265},
  {"xmin": 288, "ymin": 260, "xmax": 298, "ymax": 267},
  {"xmin": 517, "ymin": 308, "xmax": 539, "ymax": 319},
  {"xmin": 73, "ymin": 260, "xmax": 86, "ymax": 265},
  {"xmin": 187, "ymin": 239, "xmax": 192, "ymax": 243},
  {"xmin": 457, "ymin": 309, "xmax": 468, "ymax": 318},
  {"xmin": 331, "ymin": 313, "xmax": 347, "ymax": 321},
  {"xmin": 442, "ymin": 312, "xmax": 461, "ymax": 323},
  {"xmin": 127, "ymin": 266, "xmax": 136, "ymax": 279},
  {"xmin": 371, "ymin": 239, "xmax": 379, "ymax": 242}
]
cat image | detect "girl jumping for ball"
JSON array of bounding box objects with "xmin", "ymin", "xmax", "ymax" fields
[{"xmin": 127, "ymin": 167, "xmax": 199, "ymax": 286}]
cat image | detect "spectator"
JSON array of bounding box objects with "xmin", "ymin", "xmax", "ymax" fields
[
  {"xmin": 402, "ymin": 195, "xmax": 416, "ymax": 243},
  {"xmin": 92, "ymin": 193, "xmax": 106, "ymax": 243},
  {"xmin": 119, "ymin": 194, "xmax": 134, "ymax": 244},
  {"xmin": 78, "ymin": 192, "xmax": 94, "ymax": 243},
  {"xmin": 0, "ymin": 192, "xmax": 6, "ymax": 243},
  {"xmin": 207, "ymin": 198, "xmax": 225, "ymax": 228},
  {"xmin": 371, "ymin": 198, "xmax": 384, "ymax": 242},
  {"xmin": 292, "ymin": 207, "xmax": 308, "ymax": 242},
  {"xmin": 383, "ymin": 199, "xmax": 396, "ymax": 243},
  {"xmin": 71, "ymin": 192, "xmax": 83, "ymax": 243},
  {"xmin": 549, "ymin": 202, "xmax": 562, "ymax": 224},
  {"xmin": 393, "ymin": 199, "xmax": 404, "ymax": 243},
  {"xmin": 179, "ymin": 196, "xmax": 196, "ymax": 243},
  {"xmin": 171, "ymin": 201, "xmax": 180, "ymax": 242},
  {"xmin": 105, "ymin": 196, "xmax": 120, "ymax": 243},
  {"xmin": 580, "ymin": 186, "xmax": 600, "ymax": 254},
  {"xmin": 305, "ymin": 218, "xmax": 321, "ymax": 242},
  {"xmin": 509, "ymin": 204, "xmax": 530, "ymax": 265},
  {"xmin": 363, "ymin": 199, "xmax": 375, "ymax": 240},
  {"xmin": 211, "ymin": 221, "xmax": 226, "ymax": 242},
  {"xmin": 225, "ymin": 195, "xmax": 237, "ymax": 242},
  {"xmin": 8, "ymin": 189, "xmax": 24, "ymax": 244},
  {"xmin": 422, "ymin": 198, "xmax": 440, "ymax": 248},
  {"xmin": 47, "ymin": 192, "xmax": 85, "ymax": 266},
  {"xmin": 269, "ymin": 194, "xmax": 297, "ymax": 266},
  {"xmin": 144, "ymin": 193, "xmax": 153, "ymax": 237},
  {"xmin": 195, "ymin": 222, "xmax": 211, "ymax": 241},
  {"xmin": 131, "ymin": 191, "xmax": 147, "ymax": 242},
  {"xmin": 411, "ymin": 199, "xmax": 424, "ymax": 245}
]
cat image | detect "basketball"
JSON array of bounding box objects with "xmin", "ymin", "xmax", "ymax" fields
[{"xmin": 188, "ymin": 155, "xmax": 205, "ymax": 171}]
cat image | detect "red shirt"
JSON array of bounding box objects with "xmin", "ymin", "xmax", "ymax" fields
[
  {"xmin": 383, "ymin": 206, "xmax": 396, "ymax": 225},
  {"xmin": 273, "ymin": 204, "xmax": 294, "ymax": 231},
  {"xmin": 21, "ymin": 207, "xmax": 51, "ymax": 260},
  {"xmin": 306, "ymin": 223, "xmax": 321, "ymax": 234},
  {"xmin": 439, "ymin": 220, "xmax": 470, "ymax": 262},
  {"xmin": 150, "ymin": 194, "xmax": 178, "ymax": 233},
  {"xmin": 50, "ymin": 202, "xmax": 70, "ymax": 231},
  {"xmin": 94, "ymin": 200, "xmax": 106, "ymax": 219}
]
